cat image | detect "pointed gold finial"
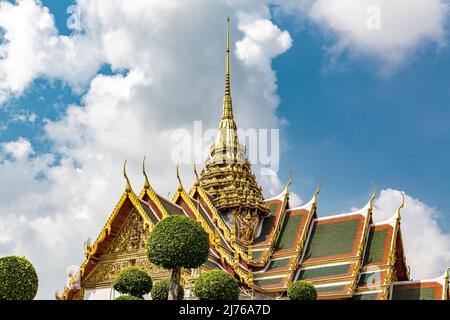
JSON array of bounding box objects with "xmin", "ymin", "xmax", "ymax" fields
[
  {"xmin": 368, "ymin": 182, "xmax": 376, "ymax": 210},
  {"xmin": 285, "ymin": 170, "xmax": 293, "ymax": 195},
  {"xmin": 395, "ymin": 191, "xmax": 405, "ymax": 221},
  {"xmin": 142, "ymin": 156, "xmax": 150, "ymax": 189},
  {"xmin": 193, "ymin": 161, "xmax": 200, "ymax": 187},
  {"xmin": 123, "ymin": 160, "xmax": 132, "ymax": 193},
  {"xmin": 55, "ymin": 290, "xmax": 60, "ymax": 300},
  {"xmin": 176, "ymin": 164, "xmax": 183, "ymax": 192},
  {"xmin": 445, "ymin": 266, "xmax": 450, "ymax": 281},
  {"xmin": 222, "ymin": 16, "xmax": 234, "ymax": 120},
  {"xmin": 313, "ymin": 177, "xmax": 321, "ymax": 205}
]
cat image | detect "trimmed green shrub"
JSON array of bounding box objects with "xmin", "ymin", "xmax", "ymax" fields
[
  {"xmin": 146, "ymin": 215, "xmax": 209, "ymax": 300},
  {"xmin": 287, "ymin": 280, "xmax": 317, "ymax": 301},
  {"xmin": 113, "ymin": 267, "xmax": 152, "ymax": 298},
  {"xmin": 146, "ymin": 215, "xmax": 209, "ymax": 269},
  {"xmin": 193, "ymin": 270, "xmax": 240, "ymax": 300},
  {"xmin": 0, "ymin": 256, "xmax": 38, "ymax": 300},
  {"xmin": 151, "ymin": 279, "xmax": 184, "ymax": 300},
  {"xmin": 115, "ymin": 295, "xmax": 143, "ymax": 300}
]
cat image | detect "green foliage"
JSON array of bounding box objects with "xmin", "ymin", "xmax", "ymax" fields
[
  {"xmin": 146, "ymin": 215, "xmax": 209, "ymax": 269},
  {"xmin": 287, "ymin": 280, "xmax": 317, "ymax": 301},
  {"xmin": 151, "ymin": 279, "xmax": 184, "ymax": 300},
  {"xmin": 113, "ymin": 267, "xmax": 152, "ymax": 298},
  {"xmin": 0, "ymin": 256, "xmax": 38, "ymax": 300},
  {"xmin": 115, "ymin": 295, "xmax": 143, "ymax": 300},
  {"xmin": 193, "ymin": 270, "xmax": 240, "ymax": 300}
]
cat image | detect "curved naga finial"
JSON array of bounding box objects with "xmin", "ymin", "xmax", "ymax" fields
[
  {"xmin": 368, "ymin": 182, "xmax": 376, "ymax": 210},
  {"xmin": 193, "ymin": 161, "xmax": 200, "ymax": 187},
  {"xmin": 285, "ymin": 169, "xmax": 294, "ymax": 195},
  {"xmin": 176, "ymin": 164, "xmax": 183, "ymax": 192},
  {"xmin": 123, "ymin": 160, "xmax": 132, "ymax": 193},
  {"xmin": 142, "ymin": 155, "xmax": 150, "ymax": 189},
  {"xmin": 313, "ymin": 177, "xmax": 322, "ymax": 205},
  {"xmin": 395, "ymin": 191, "xmax": 405, "ymax": 221}
]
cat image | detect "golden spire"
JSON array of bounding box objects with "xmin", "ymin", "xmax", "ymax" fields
[
  {"xmin": 222, "ymin": 16, "xmax": 234, "ymax": 120},
  {"xmin": 142, "ymin": 155, "xmax": 150, "ymax": 189},
  {"xmin": 176, "ymin": 164, "xmax": 183, "ymax": 192},
  {"xmin": 123, "ymin": 160, "xmax": 132, "ymax": 193},
  {"xmin": 193, "ymin": 161, "xmax": 200, "ymax": 187}
]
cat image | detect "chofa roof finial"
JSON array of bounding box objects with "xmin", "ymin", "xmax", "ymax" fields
[
  {"xmin": 177, "ymin": 164, "xmax": 183, "ymax": 192},
  {"xmin": 142, "ymin": 155, "xmax": 150, "ymax": 190},
  {"xmin": 193, "ymin": 161, "xmax": 200, "ymax": 187},
  {"xmin": 395, "ymin": 191, "xmax": 405, "ymax": 221},
  {"xmin": 123, "ymin": 160, "xmax": 132, "ymax": 193}
]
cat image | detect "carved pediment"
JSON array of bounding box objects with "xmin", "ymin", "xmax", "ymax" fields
[{"xmin": 105, "ymin": 209, "xmax": 149, "ymax": 256}]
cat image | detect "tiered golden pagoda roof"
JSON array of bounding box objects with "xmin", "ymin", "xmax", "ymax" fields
[{"xmin": 200, "ymin": 17, "xmax": 269, "ymax": 245}]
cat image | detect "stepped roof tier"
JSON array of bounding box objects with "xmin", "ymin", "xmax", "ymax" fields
[
  {"xmin": 57, "ymin": 19, "xmax": 449, "ymax": 300},
  {"xmin": 199, "ymin": 17, "xmax": 269, "ymax": 245}
]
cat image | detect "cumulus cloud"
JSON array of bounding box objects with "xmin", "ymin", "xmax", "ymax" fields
[
  {"xmin": 277, "ymin": 0, "xmax": 449, "ymax": 70},
  {"xmin": 1, "ymin": 137, "xmax": 33, "ymax": 160},
  {"xmin": 373, "ymin": 189, "xmax": 450, "ymax": 279},
  {"xmin": 0, "ymin": 0, "xmax": 293, "ymax": 299},
  {"xmin": 0, "ymin": 0, "xmax": 102, "ymax": 102}
]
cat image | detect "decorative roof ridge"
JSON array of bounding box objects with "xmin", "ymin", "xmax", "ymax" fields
[
  {"xmin": 264, "ymin": 187, "xmax": 289, "ymax": 202},
  {"xmin": 315, "ymin": 210, "xmax": 367, "ymax": 222},
  {"xmin": 370, "ymin": 191, "xmax": 405, "ymax": 226},
  {"xmin": 285, "ymin": 192, "xmax": 317, "ymax": 212},
  {"xmin": 392, "ymin": 276, "xmax": 448, "ymax": 285},
  {"xmin": 59, "ymin": 165, "xmax": 153, "ymax": 299},
  {"xmin": 298, "ymin": 260, "xmax": 357, "ymax": 270}
]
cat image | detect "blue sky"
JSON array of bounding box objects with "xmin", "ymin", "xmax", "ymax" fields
[
  {"xmin": 0, "ymin": 0, "xmax": 449, "ymax": 298},
  {"xmin": 273, "ymin": 16, "xmax": 450, "ymax": 231},
  {"xmin": 9, "ymin": 0, "xmax": 447, "ymax": 230}
]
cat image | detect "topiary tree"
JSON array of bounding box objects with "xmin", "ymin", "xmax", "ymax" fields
[
  {"xmin": 115, "ymin": 295, "xmax": 144, "ymax": 300},
  {"xmin": 287, "ymin": 280, "xmax": 317, "ymax": 301},
  {"xmin": 193, "ymin": 270, "xmax": 240, "ymax": 300},
  {"xmin": 146, "ymin": 215, "xmax": 209, "ymax": 300},
  {"xmin": 113, "ymin": 267, "xmax": 152, "ymax": 299},
  {"xmin": 151, "ymin": 279, "xmax": 184, "ymax": 300},
  {"xmin": 0, "ymin": 256, "xmax": 38, "ymax": 300}
]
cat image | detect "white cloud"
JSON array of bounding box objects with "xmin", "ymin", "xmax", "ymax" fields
[
  {"xmin": 0, "ymin": 0, "xmax": 293, "ymax": 299},
  {"xmin": 0, "ymin": 0, "xmax": 102, "ymax": 102},
  {"xmin": 277, "ymin": 0, "xmax": 449, "ymax": 70},
  {"xmin": 373, "ymin": 188, "xmax": 450, "ymax": 279},
  {"xmin": 1, "ymin": 137, "xmax": 33, "ymax": 160}
]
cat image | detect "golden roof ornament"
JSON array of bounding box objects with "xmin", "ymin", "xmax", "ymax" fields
[
  {"xmin": 123, "ymin": 160, "xmax": 132, "ymax": 193},
  {"xmin": 199, "ymin": 17, "xmax": 269, "ymax": 245},
  {"xmin": 142, "ymin": 155, "xmax": 150, "ymax": 190}
]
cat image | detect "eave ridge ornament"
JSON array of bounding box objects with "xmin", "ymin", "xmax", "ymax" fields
[
  {"xmin": 193, "ymin": 161, "xmax": 200, "ymax": 187},
  {"xmin": 123, "ymin": 160, "xmax": 132, "ymax": 193},
  {"xmin": 395, "ymin": 191, "xmax": 405, "ymax": 221},
  {"xmin": 367, "ymin": 182, "xmax": 376, "ymax": 211},
  {"xmin": 176, "ymin": 164, "xmax": 184, "ymax": 192},
  {"xmin": 142, "ymin": 155, "xmax": 150, "ymax": 190}
]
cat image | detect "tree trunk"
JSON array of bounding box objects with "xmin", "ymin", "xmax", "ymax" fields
[{"xmin": 168, "ymin": 267, "xmax": 181, "ymax": 300}]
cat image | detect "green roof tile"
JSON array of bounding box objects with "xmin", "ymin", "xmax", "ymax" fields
[
  {"xmin": 392, "ymin": 286, "xmax": 438, "ymax": 300},
  {"xmin": 363, "ymin": 229, "xmax": 388, "ymax": 265},
  {"xmin": 275, "ymin": 213, "xmax": 303, "ymax": 251},
  {"xmin": 266, "ymin": 258, "xmax": 290, "ymax": 271},
  {"xmin": 297, "ymin": 264, "xmax": 351, "ymax": 281},
  {"xmin": 253, "ymin": 277, "xmax": 285, "ymax": 287},
  {"xmin": 304, "ymin": 219, "xmax": 361, "ymax": 260},
  {"xmin": 353, "ymin": 293, "xmax": 379, "ymax": 300},
  {"xmin": 358, "ymin": 272, "xmax": 383, "ymax": 286}
]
